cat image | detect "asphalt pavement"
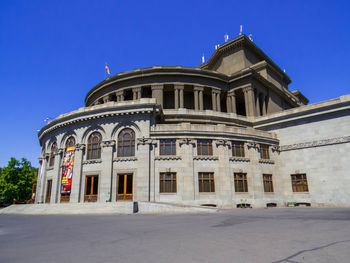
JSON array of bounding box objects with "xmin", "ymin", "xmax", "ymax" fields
[{"xmin": 1, "ymin": 208, "xmax": 350, "ymax": 263}]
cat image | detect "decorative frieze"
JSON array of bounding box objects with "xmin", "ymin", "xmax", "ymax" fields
[
  {"xmin": 193, "ymin": 156, "xmax": 218, "ymax": 161},
  {"xmin": 229, "ymin": 157, "xmax": 250, "ymax": 162},
  {"xmin": 155, "ymin": 156, "xmax": 182, "ymax": 161},
  {"xmin": 113, "ymin": 157, "xmax": 138, "ymax": 162},
  {"xmin": 247, "ymin": 141, "xmax": 258, "ymax": 149},
  {"xmin": 259, "ymin": 159, "xmax": 275, "ymax": 164},
  {"xmin": 280, "ymin": 136, "xmax": 350, "ymax": 152},
  {"xmin": 83, "ymin": 159, "xmax": 102, "ymax": 165}
]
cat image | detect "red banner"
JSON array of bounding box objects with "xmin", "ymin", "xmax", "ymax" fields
[{"xmin": 61, "ymin": 146, "xmax": 74, "ymax": 194}]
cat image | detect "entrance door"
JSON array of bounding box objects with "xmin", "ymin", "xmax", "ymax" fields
[
  {"xmin": 116, "ymin": 174, "xmax": 133, "ymax": 201},
  {"xmin": 45, "ymin": 180, "xmax": 52, "ymax": 203},
  {"xmin": 84, "ymin": 175, "xmax": 98, "ymax": 202}
]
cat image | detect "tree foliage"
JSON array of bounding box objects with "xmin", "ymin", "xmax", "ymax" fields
[{"xmin": 0, "ymin": 158, "xmax": 37, "ymax": 203}]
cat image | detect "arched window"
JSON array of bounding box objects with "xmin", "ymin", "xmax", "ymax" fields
[
  {"xmin": 118, "ymin": 128, "xmax": 135, "ymax": 157},
  {"xmin": 65, "ymin": 136, "xmax": 75, "ymax": 150},
  {"xmin": 49, "ymin": 142, "xmax": 57, "ymax": 167},
  {"xmin": 87, "ymin": 132, "xmax": 102, "ymax": 160}
]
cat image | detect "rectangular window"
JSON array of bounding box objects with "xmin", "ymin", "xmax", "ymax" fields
[
  {"xmin": 160, "ymin": 172, "xmax": 177, "ymax": 193},
  {"xmin": 197, "ymin": 140, "xmax": 213, "ymax": 156},
  {"xmin": 159, "ymin": 139, "xmax": 176, "ymax": 155},
  {"xmin": 263, "ymin": 174, "xmax": 274, "ymax": 192},
  {"xmin": 291, "ymin": 174, "xmax": 309, "ymax": 192},
  {"xmin": 260, "ymin": 144, "xmax": 270, "ymax": 159},
  {"xmin": 232, "ymin": 141, "xmax": 245, "ymax": 157},
  {"xmin": 234, "ymin": 173, "xmax": 248, "ymax": 192},
  {"xmin": 198, "ymin": 172, "xmax": 215, "ymax": 192},
  {"xmin": 84, "ymin": 175, "xmax": 99, "ymax": 202}
]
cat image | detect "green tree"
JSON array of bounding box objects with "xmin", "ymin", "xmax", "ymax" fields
[{"xmin": 0, "ymin": 158, "xmax": 37, "ymax": 203}]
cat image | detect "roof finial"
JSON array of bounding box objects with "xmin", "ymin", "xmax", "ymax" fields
[
  {"xmin": 224, "ymin": 34, "xmax": 229, "ymax": 42},
  {"xmin": 249, "ymin": 34, "xmax": 253, "ymax": 41},
  {"xmin": 239, "ymin": 25, "xmax": 243, "ymax": 36},
  {"xmin": 202, "ymin": 54, "xmax": 205, "ymax": 64}
]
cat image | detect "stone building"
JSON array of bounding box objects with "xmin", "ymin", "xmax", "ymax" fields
[{"xmin": 36, "ymin": 35, "xmax": 350, "ymax": 208}]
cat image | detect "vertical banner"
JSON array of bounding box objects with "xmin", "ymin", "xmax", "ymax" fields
[{"xmin": 61, "ymin": 146, "xmax": 74, "ymax": 194}]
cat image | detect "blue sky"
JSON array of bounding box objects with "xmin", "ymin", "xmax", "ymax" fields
[{"xmin": 0, "ymin": 0, "xmax": 349, "ymax": 167}]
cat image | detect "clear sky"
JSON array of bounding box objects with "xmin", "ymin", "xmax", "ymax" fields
[{"xmin": 0, "ymin": 0, "xmax": 349, "ymax": 167}]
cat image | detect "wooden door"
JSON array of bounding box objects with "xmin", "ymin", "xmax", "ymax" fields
[
  {"xmin": 84, "ymin": 175, "xmax": 98, "ymax": 202},
  {"xmin": 45, "ymin": 180, "xmax": 52, "ymax": 203},
  {"xmin": 116, "ymin": 174, "xmax": 133, "ymax": 201}
]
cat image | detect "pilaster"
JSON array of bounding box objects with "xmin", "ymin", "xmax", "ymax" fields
[
  {"xmin": 100, "ymin": 140, "xmax": 115, "ymax": 202},
  {"xmin": 52, "ymin": 148, "xmax": 64, "ymax": 203},
  {"xmin": 70, "ymin": 143, "xmax": 85, "ymax": 203},
  {"xmin": 212, "ymin": 89, "xmax": 217, "ymax": 111}
]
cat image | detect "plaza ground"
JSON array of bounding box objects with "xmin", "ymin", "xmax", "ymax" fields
[{"xmin": 1, "ymin": 208, "xmax": 350, "ymax": 263}]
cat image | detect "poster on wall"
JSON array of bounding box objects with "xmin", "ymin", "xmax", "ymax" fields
[{"xmin": 61, "ymin": 146, "xmax": 74, "ymax": 194}]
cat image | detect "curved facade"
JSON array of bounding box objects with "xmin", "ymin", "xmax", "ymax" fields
[{"xmin": 36, "ymin": 35, "xmax": 350, "ymax": 208}]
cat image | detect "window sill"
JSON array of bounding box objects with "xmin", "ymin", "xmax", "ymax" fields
[
  {"xmin": 193, "ymin": 156, "xmax": 218, "ymax": 161},
  {"xmin": 113, "ymin": 156, "xmax": 137, "ymax": 162},
  {"xmin": 83, "ymin": 159, "xmax": 102, "ymax": 165},
  {"xmin": 155, "ymin": 156, "xmax": 182, "ymax": 161},
  {"xmin": 199, "ymin": 192, "xmax": 216, "ymax": 195},
  {"xmin": 47, "ymin": 167, "xmax": 54, "ymax": 171},
  {"xmin": 229, "ymin": 157, "xmax": 250, "ymax": 162},
  {"xmin": 160, "ymin": 193, "xmax": 178, "ymax": 195},
  {"xmin": 259, "ymin": 159, "xmax": 275, "ymax": 164}
]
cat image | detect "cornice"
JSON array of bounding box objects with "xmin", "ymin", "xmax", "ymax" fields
[
  {"xmin": 280, "ymin": 136, "xmax": 350, "ymax": 152},
  {"xmin": 155, "ymin": 156, "xmax": 182, "ymax": 161},
  {"xmin": 113, "ymin": 157, "xmax": 138, "ymax": 162},
  {"xmin": 38, "ymin": 102, "xmax": 160, "ymax": 142},
  {"xmin": 193, "ymin": 156, "xmax": 218, "ymax": 161},
  {"xmin": 83, "ymin": 159, "xmax": 102, "ymax": 165},
  {"xmin": 229, "ymin": 157, "xmax": 250, "ymax": 162},
  {"xmin": 259, "ymin": 159, "xmax": 275, "ymax": 164}
]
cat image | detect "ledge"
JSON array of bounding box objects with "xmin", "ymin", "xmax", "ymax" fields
[
  {"xmin": 229, "ymin": 157, "xmax": 250, "ymax": 162},
  {"xmin": 83, "ymin": 159, "xmax": 102, "ymax": 165},
  {"xmin": 113, "ymin": 157, "xmax": 138, "ymax": 162},
  {"xmin": 193, "ymin": 156, "xmax": 218, "ymax": 161},
  {"xmin": 155, "ymin": 156, "xmax": 182, "ymax": 161},
  {"xmin": 259, "ymin": 159, "xmax": 275, "ymax": 164}
]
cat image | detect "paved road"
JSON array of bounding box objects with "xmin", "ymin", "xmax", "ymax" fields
[{"xmin": 1, "ymin": 208, "xmax": 350, "ymax": 263}]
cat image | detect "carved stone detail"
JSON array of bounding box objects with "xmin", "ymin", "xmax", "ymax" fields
[
  {"xmin": 155, "ymin": 156, "xmax": 182, "ymax": 161},
  {"xmin": 113, "ymin": 157, "xmax": 138, "ymax": 162},
  {"xmin": 259, "ymin": 159, "xmax": 275, "ymax": 164},
  {"xmin": 229, "ymin": 157, "xmax": 250, "ymax": 162},
  {"xmin": 75, "ymin": 143, "xmax": 86, "ymax": 151},
  {"xmin": 193, "ymin": 156, "xmax": 218, "ymax": 161},
  {"xmin": 101, "ymin": 140, "xmax": 115, "ymax": 148},
  {"xmin": 216, "ymin": 139, "xmax": 230, "ymax": 147},
  {"xmin": 280, "ymin": 136, "xmax": 350, "ymax": 151},
  {"xmin": 137, "ymin": 137, "xmax": 153, "ymax": 145},
  {"xmin": 271, "ymin": 145, "xmax": 280, "ymax": 153},
  {"xmin": 247, "ymin": 141, "xmax": 258, "ymax": 149},
  {"xmin": 179, "ymin": 138, "xmax": 196, "ymax": 147},
  {"xmin": 83, "ymin": 159, "xmax": 102, "ymax": 165}
]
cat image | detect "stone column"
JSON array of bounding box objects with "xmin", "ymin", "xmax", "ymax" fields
[
  {"xmin": 199, "ymin": 88, "xmax": 204, "ymax": 110},
  {"xmin": 216, "ymin": 90, "xmax": 221, "ymax": 112},
  {"xmin": 194, "ymin": 88, "xmax": 199, "ymax": 110},
  {"xmin": 179, "ymin": 86, "xmax": 184, "ymax": 108},
  {"xmin": 231, "ymin": 92, "xmax": 237, "ymax": 114},
  {"xmin": 100, "ymin": 140, "xmax": 115, "ymax": 202},
  {"xmin": 262, "ymin": 94, "xmax": 267, "ymax": 115},
  {"xmin": 243, "ymin": 86, "xmax": 256, "ymax": 117},
  {"xmin": 212, "ymin": 89, "xmax": 217, "ymax": 111},
  {"xmin": 52, "ymin": 148, "xmax": 64, "ymax": 203},
  {"xmin": 103, "ymin": 95, "xmax": 111, "ymax": 103},
  {"xmin": 151, "ymin": 84, "xmax": 163, "ymax": 108},
  {"xmin": 70, "ymin": 144, "xmax": 85, "ymax": 203},
  {"xmin": 255, "ymin": 92, "xmax": 261, "ymax": 116},
  {"xmin": 116, "ymin": 90, "xmax": 124, "ymax": 102},
  {"xmin": 226, "ymin": 94, "xmax": 232, "ymax": 113},
  {"xmin": 133, "ymin": 87, "xmax": 141, "ymax": 100},
  {"xmin": 174, "ymin": 87, "xmax": 179, "ymax": 109}
]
